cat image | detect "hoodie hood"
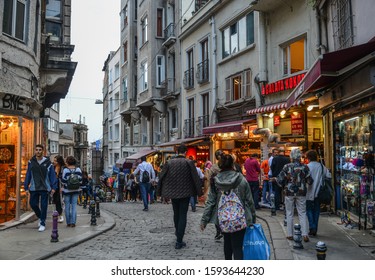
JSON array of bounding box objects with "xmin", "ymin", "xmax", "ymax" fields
[{"xmin": 214, "ymin": 170, "xmax": 243, "ymax": 191}]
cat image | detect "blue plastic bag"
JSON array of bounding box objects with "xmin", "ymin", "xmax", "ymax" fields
[{"xmin": 243, "ymin": 224, "xmax": 271, "ymax": 260}]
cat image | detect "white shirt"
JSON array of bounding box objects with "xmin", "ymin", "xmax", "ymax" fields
[{"xmin": 134, "ymin": 161, "xmax": 155, "ymax": 183}]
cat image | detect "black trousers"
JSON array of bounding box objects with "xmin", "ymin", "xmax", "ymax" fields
[
  {"xmin": 53, "ymin": 186, "xmax": 63, "ymax": 215},
  {"xmin": 171, "ymin": 197, "xmax": 190, "ymax": 243},
  {"xmin": 223, "ymin": 228, "xmax": 246, "ymax": 260}
]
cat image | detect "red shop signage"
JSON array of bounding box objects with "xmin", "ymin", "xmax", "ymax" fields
[
  {"xmin": 291, "ymin": 112, "xmax": 304, "ymax": 135},
  {"xmin": 274, "ymin": 115, "xmax": 280, "ymax": 127},
  {"xmin": 261, "ymin": 73, "xmax": 305, "ymax": 95}
]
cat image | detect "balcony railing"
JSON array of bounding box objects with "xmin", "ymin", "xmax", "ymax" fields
[
  {"xmin": 196, "ymin": 59, "xmax": 209, "ymax": 84},
  {"xmin": 163, "ymin": 23, "xmax": 176, "ymax": 47},
  {"xmin": 184, "ymin": 118, "xmax": 195, "ymax": 138},
  {"xmin": 195, "ymin": 0, "xmax": 209, "ymax": 12},
  {"xmin": 183, "ymin": 68, "xmax": 194, "ymax": 90},
  {"xmin": 196, "ymin": 115, "xmax": 209, "ymax": 136}
]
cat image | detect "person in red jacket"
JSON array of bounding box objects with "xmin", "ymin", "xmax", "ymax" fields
[{"xmin": 244, "ymin": 153, "xmax": 261, "ymax": 209}]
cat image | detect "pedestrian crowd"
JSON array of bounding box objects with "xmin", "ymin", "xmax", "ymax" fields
[{"xmin": 24, "ymin": 142, "xmax": 331, "ymax": 259}]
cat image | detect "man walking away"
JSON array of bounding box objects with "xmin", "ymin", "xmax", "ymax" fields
[
  {"xmin": 24, "ymin": 144, "xmax": 57, "ymax": 232},
  {"xmin": 244, "ymin": 153, "xmax": 261, "ymax": 209},
  {"xmin": 116, "ymin": 167, "xmax": 126, "ymax": 202},
  {"xmin": 158, "ymin": 144, "xmax": 202, "ymax": 249},
  {"xmin": 270, "ymin": 148, "xmax": 290, "ymax": 210},
  {"xmin": 260, "ymin": 153, "xmax": 272, "ymax": 205},
  {"xmin": 133, "ymin": 156, "xmax": 155, "ymax": 211}
]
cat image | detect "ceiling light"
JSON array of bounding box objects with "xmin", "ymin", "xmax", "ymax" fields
[
  {"xmin": 268, "ymin": 112, "xmax": 274, "ymax": 118},
  {"xmin": 280, "ymin": 110, "xmax": 286, "ymax": 116}
]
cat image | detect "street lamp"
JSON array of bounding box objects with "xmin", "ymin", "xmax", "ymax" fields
[{"xmin": 95, "ymin": 99, "xmax": 103, "ymax": 104}]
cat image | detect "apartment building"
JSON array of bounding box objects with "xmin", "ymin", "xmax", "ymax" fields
[{"xmin": 0, "ymin": 0, "xmax": 76, "ymax": 223}]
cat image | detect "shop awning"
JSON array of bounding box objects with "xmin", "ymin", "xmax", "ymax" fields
[
  {"xmin": 157, "ymin": 136, "xmax": 207, "ymax": 148},
  {"xmin": 286, "ymin": 40, "xmax": 375, "ymax": 109},
  {"xmin": 202, "ymin": 119, "xmax": 255, "ymax": 134},
  {"xmin": 124, "ymin": 149, "xmax": 158, "ymax": 163},
  {"xmin": 246, "ymin": 99, "xmax": 305, "ymax": 115}
]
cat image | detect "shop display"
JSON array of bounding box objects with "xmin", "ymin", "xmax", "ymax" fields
[{"xmin": 335, "ymin": 113, "xmax": 375, "ymax": 229}]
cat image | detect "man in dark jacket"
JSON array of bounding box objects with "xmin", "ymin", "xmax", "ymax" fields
[
  {"xmin": 270, "ymin": 148, "xmax": 290, "ymax": 210},
  {"xmin": 24, "ymin": 144, "xmax": 57, "ymax": 232},
  {"xmin": 158, "ymin": 144, "xmax": 202, "ymax": 249}
]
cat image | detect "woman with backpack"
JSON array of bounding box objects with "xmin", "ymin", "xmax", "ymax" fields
[
  {"xmin": 61, "ymin": 156, "xmax": 83, "ymax": 227},
  {"xmin": 52, "ymin": 155, "xmax": 66, "ymax": 223},
  {"xmin": 200, "ymin": 153, "xmax": 256, "ymax": 260}
]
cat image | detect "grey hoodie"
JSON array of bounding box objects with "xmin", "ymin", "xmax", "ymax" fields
[{"xmin": 201, "ymin": 170, "xmax": 256, "ymax": 227}]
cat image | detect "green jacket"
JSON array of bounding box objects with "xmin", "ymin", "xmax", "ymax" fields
[{"xmin": 200, "ymin": 170, "xmax": 256, "ymax": 227}]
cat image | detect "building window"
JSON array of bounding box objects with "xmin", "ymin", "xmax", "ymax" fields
[
  {"xmin": 133, "ymin": 124, "xmax": 139, "ymax": 145},
  {"xmin": 156, "ymin": 55, "xmax": 165, "ymax": 87},
  {"xmin": 115, "ymin": 92, "xmax": 120, "ymax": 110},
  {"xmin": 123, "ymin": 41, "xmax": 128, "ymax": 63},
  {"xmin": 122, "ymin": 5, "xmax": 128, "ymax": 28},
  {"xmin": 140, "ymin": 60, "xmax": 148, "ymax": 91},
  {"xmin": 50, "ymin": 140, "xmax": 59, "ymax": 154},
  {"xmin": 114, "ymin": 63, "xmax": 120, "ymax": 80},
  {"xmin": 122, "ymin": 77, "xmax": 128, "ymax": 101},
  {"xmin": 222, "ymin": 12, "xmax": 254, "ymax": 58},
  {"xmin": 197, "ymin": 39, "xmax": 209, "ymax": 83},
  {"xmin": 3, "ymin": 0, "xmax": 27, "ymax": 41},
  {"xmin": 225, "ymin": 69, "xmax": 252, "ymax": 102},
  {"xmin": 141, "ymin": 16, "xmax": 148, "ymax": 45},
  {"xmin": 45, "ymin": 0, "xmax": 62, "ymax": 43},
  {"xmin": 183, "ymin": 49, "xmax": 194, "ymax": 89},
  {"xmin": 282, "ymin": 37, "xmax": 305, "ymax": 75},
  {"xmin": 331, "ymin": 0, "xmax": 353, "ymax": 50},
  {"xmin": 125, "ymin": 125, "xmax": 130, "ymax": 145},
  {"xmin": 171, "ymin": 108, "xmax": 177, "ymax": 129},
  {"xmin": 185, "ymin": 98, "xmax": 195, "ymax": 138},
  {"xmin": 114, "ymin": 123, "xmax": 120, "ymax": 141},
  {"xmin": 156, "ymin": 8, "xmax": 163, "ymax": 37},
  {"xmin": 109, "ymin": 126, "xmax": 113, "ymax": 141}
]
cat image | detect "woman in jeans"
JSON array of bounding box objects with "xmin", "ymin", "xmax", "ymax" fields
[
  {"xmin": 61, "ymin": 156, "xmax": 82, "ymax": 227},
  {"xmin": 52, "ymin": 155, "xmax": 66, "ymax": 223}
]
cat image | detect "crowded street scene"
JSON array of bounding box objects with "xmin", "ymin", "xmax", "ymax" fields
[{"xmin": 1, "ymin": 0, "xmax": 375, "ymax": 278}]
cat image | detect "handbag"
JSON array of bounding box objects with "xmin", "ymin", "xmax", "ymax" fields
[
  {"xmin": 317, "ymin": 163, "xmax": 333, "ymax": 205},
  {"xmin": 243, "ymin": 224, "xmax": 271, "ymax": 260}
]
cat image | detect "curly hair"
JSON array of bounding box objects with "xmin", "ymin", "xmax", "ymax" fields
[{"xmin": 65, "ymin": 155, "xmax": 77, "ymax": 166}]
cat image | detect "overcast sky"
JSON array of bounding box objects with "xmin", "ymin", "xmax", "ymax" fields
[{"xmin": 59, "ymin": 0, "xmax": 120, "ymax": 142}]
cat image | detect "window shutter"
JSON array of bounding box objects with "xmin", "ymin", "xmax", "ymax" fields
[{"xmin": 225, "ymin": 78, "xmax": 231, "ymax": 102}]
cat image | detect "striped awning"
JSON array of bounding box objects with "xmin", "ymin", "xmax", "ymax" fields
[{"xmin": 246, "ymin": 100, "xmax": 305, "ymax": 115}]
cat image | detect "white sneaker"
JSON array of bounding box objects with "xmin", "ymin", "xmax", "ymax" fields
[
  {"xmin": 58, "ymin": 216, "xmax": 64, "ymax": 223},
  {"xmin": 38, "ymin": 225, "xmax": 46, "ymax": 232},
  {"xmin": 38, "ymin": 220, "xmax": 41, "ymax": 227}
]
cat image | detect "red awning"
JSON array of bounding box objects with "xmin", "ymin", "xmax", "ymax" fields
[
  {"xmin": 202, "ymin": 119, "xmax": 255, "ymax": 134},
  {"xmin": 286, "ymin": 40, "xmax": 375, "ymax": 109},
  {"xmin": 157, "ymin": 136, "xmax": 207, "ymax": 148},
  {"xmin": 246, "ymin": 100, "xmax": 305, "ymax": 115}
]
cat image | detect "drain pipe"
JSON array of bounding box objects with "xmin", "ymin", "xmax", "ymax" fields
[{"xmin": 210, "ymin": 15, "xmax": 217, "ymax": 125}]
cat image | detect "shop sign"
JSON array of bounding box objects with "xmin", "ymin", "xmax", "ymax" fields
[
  {"xmin": 261, "ymin": 73, "xmax": 305, "ymax": 95},
  {"xmin": 274, "ymin": 115, "xmax": 280, "ymax": 127},
  {"xmin": 291, "ymin": 112, "xmax": 304, "ymax": 135},
  {"xmin": 1, "ymin": 93, "xmax": 33, "ymax": 115}
]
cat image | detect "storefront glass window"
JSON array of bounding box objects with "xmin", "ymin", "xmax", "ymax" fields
[{"xmin": 334, "ymin": 112, "xmax": 374, "ymax": 227}]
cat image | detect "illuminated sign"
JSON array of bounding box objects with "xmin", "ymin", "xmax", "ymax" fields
[{"xmin": 261, "ymin": 73, "xmax": 305, "ymax": 95}]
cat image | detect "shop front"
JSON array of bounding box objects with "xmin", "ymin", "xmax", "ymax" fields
[
  {"xmin": 247, "ymin": 100, "xmax": 324, "ymax": 162},
  {"xmin": 0, "ymin": 93, "xmax": 42, "ymax": 224},
  {"xmin": 202, "ymin": 120, "xmax": 259, "ymax": 166}
]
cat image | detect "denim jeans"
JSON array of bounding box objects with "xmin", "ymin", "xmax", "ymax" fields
[
  {"xmin": 262, "ymin": 180, "xmax": 272, "ymax": 204},
  {"xmin": 248, "ymin": 181, "xmax": 260, "ymax": 208},
  {"xmin": 189, "ymin": 196, "xmax": 197, "ymax": 210},
  {"xmin": 64, "ymin": 192, "xmax": 79, "ymax": 225},
  {"xmin": 306, "ymin": 199, "xmax": 320, "ymax": 233},
  {"xmin": 171, "ymin": 197, "xmax": 190, "ymax": 243},
  {"xmin": 139, "ymin": 182, "xmax": 151, "ymax": 209},
  {"xmin": 29, "ymin": 191, "xmax": 49, "ymax": 226}
]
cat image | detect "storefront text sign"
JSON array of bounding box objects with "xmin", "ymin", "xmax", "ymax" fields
[
  {"xmin": 261, "ymin": 73, "xmax": 305, "ymax": 95},
  {"xmin": 1, "ymin": 93, "xmax": 33, "ymax": 115},
  {"xmin": 291, "ymin": 112, "xmax": 304, "ymax": 135}
]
